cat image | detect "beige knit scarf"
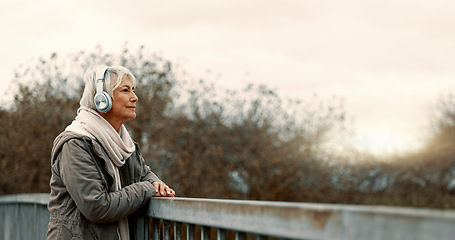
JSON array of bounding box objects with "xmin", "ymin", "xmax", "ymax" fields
[{"xmin": 65, "ymin": 107, "xmax": 134, "ymax": 240}]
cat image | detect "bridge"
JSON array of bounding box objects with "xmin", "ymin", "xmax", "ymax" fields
[{"xmin": 1, "ymin": 193, "xmax": 455, "ymax": 239}]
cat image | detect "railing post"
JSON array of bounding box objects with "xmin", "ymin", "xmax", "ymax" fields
[
  {"xmin": 136, "ymin": 216, "xmax": 149, "ymax": 240},
  {"xmin": 217, "ymin": 229, "xmax": 226, "ymax": 240},
  {"xmin": 235, "ymin": 232, "xmax": 246, "ymax": 240},
  {"xmin": 256, "ymin": 235, "xmax": 267, "ymax": 240},
  {"xmin": 163, "ymin": 220, "xmax": 171, "ymax": 240},
  {"xmin": 187, "ymin": 224, "xmax": 195, "ymax": 240},
  {"xmin": 201, "ymin": 226, "xmax": 210, "ymax": 240},
  {"xmin": 152, "ymin": 218, "xmax": 160, "ymax": 240},
  {"xmin": 175, "ymin": 222, "xmax": 182, "ymax": 240}
]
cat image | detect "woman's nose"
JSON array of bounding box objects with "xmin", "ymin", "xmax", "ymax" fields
[{"xmin": 131, "ymin": 92, "xmax": 138, "ymax": 102}]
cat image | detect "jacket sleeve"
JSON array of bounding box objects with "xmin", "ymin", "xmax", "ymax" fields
[
  {"xmin": 142, "ymin": 165, "xmax": 163, "ymax": 184},
  {"xmin": 59, "ymin": 139, "xmax": 156, "ymax": 224}
]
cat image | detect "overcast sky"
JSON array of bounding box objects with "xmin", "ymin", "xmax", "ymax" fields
[{"xmin": 1, "ymin": 0, "xmax": 455, "ymax": 155}]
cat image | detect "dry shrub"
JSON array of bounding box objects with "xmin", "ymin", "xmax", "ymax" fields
[{"xmin": 2, "ymin": 45, "xmax": 455, "ymax": 209}]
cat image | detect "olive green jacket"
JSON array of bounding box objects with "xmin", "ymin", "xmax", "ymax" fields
[{"xmin": 47, "ymin": 131, "xmax": 161, "ymax": 239}]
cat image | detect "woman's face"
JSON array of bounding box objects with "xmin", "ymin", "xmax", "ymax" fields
[{"xmin": 104, "ymin": 76, "xmax": 138, "ymax": 126}]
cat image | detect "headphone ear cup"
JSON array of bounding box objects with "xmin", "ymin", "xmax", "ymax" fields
[{"xmin": 94, "ymin": 91, "xmax": 112, "ymax": 113}]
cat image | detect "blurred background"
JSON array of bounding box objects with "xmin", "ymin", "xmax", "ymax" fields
[{"xmin": 1, "ymin": 0, "xmax": 455, "ymax": 208}]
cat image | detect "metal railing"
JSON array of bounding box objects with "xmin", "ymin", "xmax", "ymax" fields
[
  {"xmin": 142, "ymin": 197, "xmax": 455, "ymax": 240},
  {"xmin": 2, "ymin": 193, "xmax": 455, "ymax": 240},
  {"xmin": 0, "ymin": 193, "xmax": 49, "ymax": 240}
]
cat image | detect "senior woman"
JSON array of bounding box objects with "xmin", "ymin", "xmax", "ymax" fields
[{"xmin": 47, "ymin": 65, "xmax": 175, "ymax": 240}]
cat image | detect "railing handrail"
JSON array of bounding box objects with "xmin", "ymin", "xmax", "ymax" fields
[
  {"xmin": 0, "ymin": 193, "xmax": 50, "ymax": 240},
  {"xmin": 147, "ymin": 197, "xmax": 455, "ymax": 240},
  {"xmin": 0, "ymin": 193, "xmax": 49, "ymax": 205}
]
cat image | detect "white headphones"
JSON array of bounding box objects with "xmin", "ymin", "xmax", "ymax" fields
[{"xmin": 93, "ymin": 67, "xmax": 112, "ymax": 113}]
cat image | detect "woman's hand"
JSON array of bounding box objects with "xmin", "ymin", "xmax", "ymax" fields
[{"xmin": 152, "ymin": 182, "xmax": 175, "ymax": 197}]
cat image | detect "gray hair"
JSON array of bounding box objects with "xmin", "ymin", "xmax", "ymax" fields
[{"xmin": 79, "ymin": 65, "xmax": 137, "ymax": 109}]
